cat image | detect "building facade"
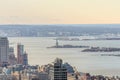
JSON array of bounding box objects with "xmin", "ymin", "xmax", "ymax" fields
[
  {"xmin": 17, "ymin": 44, "xmax": 24, "ymax": 64},
  {"xmin": 38, "ymin": 72, "xmax": 49, "ymax": 80},
  {"xmin": 17, "ymin": 43, "xmax": 28, "ymax": 65},
  {"xmin": 23, "ymin": 52, "xmax": 28, "ymax": 65},
  {"xmin": 0, "ymin": 37, "xmax": 9, "ymax": 66},
  {"xmin": 49, "ymin": 58, "xmax": 67, "ymax": 80},
  {"xmin": 9, "ymin": 47, "xmax": 17, "ymax": 65}
]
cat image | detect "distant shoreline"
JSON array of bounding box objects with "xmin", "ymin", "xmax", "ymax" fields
[{"xmin": 0, "ymin": 24, "xmax": 120, "ymax": 37}]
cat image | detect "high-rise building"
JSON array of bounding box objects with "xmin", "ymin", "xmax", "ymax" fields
[
  {"xmin": 17, "ymin": 43, "xmax": 28, "ymax": 65},
  {"xmin": 8, "ymin": 47, "xmax": 17, "ymax": 65},
  {"xmin": 23, "ymin": 52, "xmax": 28, "ymax": 65},
  {"xmin": 49, "ymin": 58, "xmax": 67, "ymax": 80},
  {"xmin": 17, "ymin": 43, "xmax": 24, "ymax": 64},
  {"xmin": 0, "ymin": 37, "xmax": 9, "ymax": 66}
]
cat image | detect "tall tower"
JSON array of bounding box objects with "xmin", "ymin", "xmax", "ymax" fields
[
  {"xmin": 17, "ymin": 43, "xmax": 24, "ymax": 64},
  {"xmin": 49, "ymin": 58, "xmax": 67, "ymax": 80},
  {"xmin": 0, "ymin": 37, "xmax": 9, "ymax": 66},
  {"xmin": 9, "ymin": 47, "xmax": 16, "ymax": 65},
  {"xmin": 23, "ymin": 52, "xmax": 28, "ymax": 65}
]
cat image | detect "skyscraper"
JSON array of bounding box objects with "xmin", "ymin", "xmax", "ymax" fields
[
  {"xmin": 0, "ymin": 37, "xmax": 9, "ymax": 66},
  {"xmin": 8, "ymin": 47, "xmax": 17, "ymax": 65},
  {"xmin": 49, "ymin": 58, "xmax": 67, "ymax": 80},
  {"xmin": 17, "ymin": 43, "xmax": 24, "ymax": 64},
  {"xmin": 23, "ymin": 52, "xmax": 28, "ymax": 65}
]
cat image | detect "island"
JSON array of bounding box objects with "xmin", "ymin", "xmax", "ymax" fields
[
  {"xmin": 82, "ymin": 47, "xmax": 120, "ymax": 52},
  {"xmin": 101, "ymin": 54, "xmax": 120, "ymax": 57},
  {"xmin": 47, "ymin": 39, "xmax": 89, "ymax": 48}
]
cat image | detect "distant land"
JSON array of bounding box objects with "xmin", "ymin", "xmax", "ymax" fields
[{"xmin": 0, "ymin": 24, "xmax": 120, "ymax": 37}]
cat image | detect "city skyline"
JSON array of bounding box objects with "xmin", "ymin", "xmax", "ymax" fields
[{"xmin": 0, "ymin": 0, "xmax": 120, "ymax": 24}]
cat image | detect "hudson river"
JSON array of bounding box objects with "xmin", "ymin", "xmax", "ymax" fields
[{"xmin": 9, "ymin": 37, "xmax": 120, "ymax": 76}]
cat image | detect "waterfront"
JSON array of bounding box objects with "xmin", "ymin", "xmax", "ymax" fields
[{"xmin": 9, "ymin": 37, "xmax": 120, "ymax": 76}]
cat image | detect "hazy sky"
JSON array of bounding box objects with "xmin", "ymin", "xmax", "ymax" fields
[{"xmin": 0, "ymin": 0, "xmax": 120, "ymax": 24}]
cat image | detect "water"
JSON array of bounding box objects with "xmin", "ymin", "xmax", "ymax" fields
[{"xmin": 8, "ymin": 37, "xmax": 120, "ymax": 76}]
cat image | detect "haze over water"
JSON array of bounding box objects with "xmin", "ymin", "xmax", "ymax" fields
[{"xmin": 9, "ymin": 37, "xmax": 120, "ymax": 76}]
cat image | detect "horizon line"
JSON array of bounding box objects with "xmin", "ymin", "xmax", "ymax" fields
[{"xmin": 0, "ymin": 23, "xmax": 120, "ymax": 25}]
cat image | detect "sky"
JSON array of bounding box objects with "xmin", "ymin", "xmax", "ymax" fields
[{"xmin": 0, "ymin": 0, "xmax": 120, "ymax": 24}]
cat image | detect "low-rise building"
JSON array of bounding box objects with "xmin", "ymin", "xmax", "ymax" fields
[{"xmin": 38, "ymin": 72, "xmax": 49, "ymax": 80}]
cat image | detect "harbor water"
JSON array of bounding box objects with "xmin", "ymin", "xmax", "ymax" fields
[{"xmin": 8, "ymin": 37, "xmax": 120, "ymax": 76}]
